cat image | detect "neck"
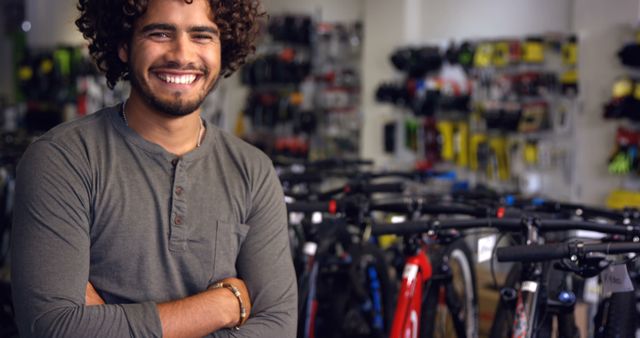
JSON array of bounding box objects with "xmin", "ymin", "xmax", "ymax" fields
[{"xmin": 123, "ymin": 95, "xmax": 205, "ymax": 156}]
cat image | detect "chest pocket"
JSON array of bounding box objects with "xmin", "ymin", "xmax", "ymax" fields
[{"xmin": 211, "ymin": 220, "xmax": 251, "ymax": 283}]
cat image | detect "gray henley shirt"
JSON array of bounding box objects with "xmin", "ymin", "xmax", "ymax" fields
[{"xmin": 11, "ymin": 105, "xmax": 297, "ymax": 337}]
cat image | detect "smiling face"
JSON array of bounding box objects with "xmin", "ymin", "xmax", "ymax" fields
[{"xmin": 119, "ymin": 0, "xmax": 221, "ymax": 117}]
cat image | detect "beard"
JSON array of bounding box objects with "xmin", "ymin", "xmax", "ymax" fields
[{"xmin": 128, "ymin": 63, "xmax": 218, "ymax": 117}]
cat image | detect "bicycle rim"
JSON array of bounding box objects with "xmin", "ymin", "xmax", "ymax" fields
[{"xmin": 421, "ymin": 240, "xmax": 478, "ymax": 338}]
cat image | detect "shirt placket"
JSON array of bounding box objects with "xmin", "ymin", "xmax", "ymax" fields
[{"xmin": 170, "ymin": 157, "xmax": 188, "ymax": 251}]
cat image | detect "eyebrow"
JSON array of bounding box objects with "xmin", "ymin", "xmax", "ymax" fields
[
  {"xmin": 190, "ymin": 26, "xmax": 219, "ymax": 36},
  {"xmin": 141, "ymin": 23, "xmax": 176, "ymax": 33},
  {"xmin": 140, "ymin": 23, "xmax": 219, "ymax": 35}
]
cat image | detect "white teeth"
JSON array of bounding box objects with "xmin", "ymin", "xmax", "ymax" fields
[{"xmin": 158, "ymin": 74, "xmax": 197, "ymax": 84}]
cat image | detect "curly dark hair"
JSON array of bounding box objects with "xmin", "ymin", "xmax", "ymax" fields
[{"xmin": 75, "ymin": 0, "xmax": 265, "ymax": 89}]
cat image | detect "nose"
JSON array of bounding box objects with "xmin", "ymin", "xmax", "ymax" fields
[{"xmin": 166, "ymin": 34, "xmax": 195, "ymax": 66}]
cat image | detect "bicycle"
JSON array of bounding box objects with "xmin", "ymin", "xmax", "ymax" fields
[
  {"xmin": 488, "ymin": 217, "xmax": 640, "ymax": 338},
  {"xmin": 497, "ymin": 240, "xmax": 640, "ymax": 338}
]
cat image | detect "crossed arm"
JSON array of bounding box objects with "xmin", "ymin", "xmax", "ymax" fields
[{"xmin": 85, "ymin": 279, "xmax": 251, "ymax": 338}]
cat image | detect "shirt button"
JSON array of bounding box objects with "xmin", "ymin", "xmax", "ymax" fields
[
  {"xmin": 175, "ymin": 216, "xmax": 183, "ymax": 225},
  {"xmin": 175, "ymin": 186, "xmax": 184, "ymax": 196},
  {"xmin": 171, "ymin": 158, "xmax": 179, "ymax": 166}
]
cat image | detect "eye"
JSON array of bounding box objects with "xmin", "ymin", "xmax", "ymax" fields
[
  {"xmin": 148, "ymin": 31, "xmax": 171, "ymax": 40},
  {"xmin": 193, "ymin": 34, "xmax": 217, "ymax": 43}
]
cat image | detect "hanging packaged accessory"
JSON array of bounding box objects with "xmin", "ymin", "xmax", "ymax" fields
[
  {"xmin": 436, "ymin": 120, "xmax": 455, "ymax": 161},
  {"xmin": 492, "ymin": 41, "xmax": 510, "ymax": 67},
  {"xmin": 522, "ymin": 37, "xmax": 545, "ymax": 64},
  {"xmin": 473, "ymin": 42, "xmax": 494, "ymax": 68}
]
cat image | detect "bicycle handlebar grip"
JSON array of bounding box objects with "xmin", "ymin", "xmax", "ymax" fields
[
  {"xmin": 419, "ymin": 204, "xmax": 489, "ymax": 217},
  {"xmin": 361, "ymin": 182, "xmax": 406, "ymax": 194},
  {"xmin": 496, "ymin": 243, "xmax": 570, "ymax": 262},
  {"xmin": 369, "ymin": 201, "xmax": 412, "ymax": 213},
  {"xmin": 583, "ymin": 242, "xmax": 640, "ymax": 255},
  {"xmin": 286, "ymin": 201, "xmax": 332, "ymax": 213},
  {"xmin": 279, "ymin": 172, "xmax": 324, "ymax": 184},
  {"xmin": 308, "ymin": 158, "xmax": 374, "ymax": 169},
  {"xmin": 370, "ymin": 220, "xmax": 431, "ymax": 236}
]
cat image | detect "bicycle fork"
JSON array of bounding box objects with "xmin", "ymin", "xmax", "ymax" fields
[{"xmin": 389, "ymin": 251, "xmax": 432, "ymax": 338}]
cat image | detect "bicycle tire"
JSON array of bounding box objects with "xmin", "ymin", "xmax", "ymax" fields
[
  {"xmin": 420, "ymin": 238, "xmax": 478, "ymax": 338},
  {"xmin": 597, "ymin": 291, "xmax": 637, "ymax": 338}
]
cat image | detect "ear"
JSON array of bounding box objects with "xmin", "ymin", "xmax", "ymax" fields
[{"xmin": 118, "ymin": 43, "xmax": 129, "ymax": 63}]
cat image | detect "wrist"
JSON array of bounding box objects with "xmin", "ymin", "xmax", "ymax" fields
[{"xmin": 210, "ymin": 282, "xmax": 247, "ymax": 330}]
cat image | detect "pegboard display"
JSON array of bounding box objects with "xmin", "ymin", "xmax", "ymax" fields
[
  {"xmin": 374, "ymin": 34, "xmax": 579, "ymax": 196},
  {"xmin": 239, "ymin": 14, "xmax": 363, "ymax": 161}
]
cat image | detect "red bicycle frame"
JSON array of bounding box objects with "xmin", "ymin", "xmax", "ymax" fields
[{"xmin": 389, "ymin": 246, "xmax": 433, "ymax": 338}]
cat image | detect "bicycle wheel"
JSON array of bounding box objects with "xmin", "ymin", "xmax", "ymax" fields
[
  {"xmin": 595, "ymin": 291, "xmax": 637, "ymax": 338},
  {"xmin": 420, "ymin": 238, "xmax": 478, "ymax": 338}
]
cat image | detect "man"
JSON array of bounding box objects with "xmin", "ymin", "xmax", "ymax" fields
[{"xmin": 11, "ymin": 0, "xmax": 297, "ymax": 337}]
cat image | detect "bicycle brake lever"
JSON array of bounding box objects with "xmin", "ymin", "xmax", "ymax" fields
[{"xmin": 553, "ymin": 252, "xmax": 611, "ymax": 278}]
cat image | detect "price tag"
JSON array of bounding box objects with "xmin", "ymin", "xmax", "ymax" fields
[
  {"xmin": 477, "ymin": 235, "xmax": 497, "ymax": 263},
  {"xmin": 289, "ymin": 212, "xmax": 304, "ymax": 225},
  {"xmin": 522, "ymin": 281, "xmax": 538, "ymax": 293},
  {"xmin": 601, "ymin": 264, "xmax": 634, "ymax": 294},
  {"xmin": 303, "ymin": 242, "xmax": 318, "ymax": 256}
]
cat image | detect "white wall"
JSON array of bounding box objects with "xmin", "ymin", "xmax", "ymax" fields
[
  {"xmin": 420, "ymin": 0, "xmax": 573, "ymax": 41},
  {"xmin": 359, "ymin": 0, "xmax": 408, "ymax": 167},
  {"xmin": 570, "ymin": 0, "xmax": 640, "ymax": 205},
  {"xmin": 26, "ymin": 0, "xmax": 83, "ymax": 48},
  {"xmin": 573, "ymin": 0, "xmax": 640, "ymax": 33}
]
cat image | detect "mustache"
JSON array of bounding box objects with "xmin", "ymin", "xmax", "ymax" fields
[{"xmin": 151, "ymin": 62, "xmax": 208, "ymax": 75}]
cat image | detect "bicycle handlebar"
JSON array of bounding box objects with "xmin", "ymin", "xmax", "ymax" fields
[
  {"xmin": 274, "ymin": 158, "xmax": 374, "ymax": 169},
  {"xmin": 539, "ymin": 220, "xmax": 634, "ymax": 235},
  {"xmin": 370, "ymin": 218, "xmax": 522, "ymax": 236},
  {"xmin": 287, "ymin": 200, "xmax": 335, "ymax": 213},
  {"xmin": 369, "ymin": 218, "xmax": 640, "ymax": 237},
  {"xmin": 369, "ymin": 200, "xmax": 413, "ymax": 213},
  {"xmin": 318, "ymin": 182, "xmax": 406, "ymax": 199},
  {"xmin": 497, "ymin": 241, "xmax": 640, "ymax": 262},
  {"xmin": 359, "ymin": 182, "xmax": 406, "ymax": 194},
  {"xmin": 418, "ymin": 204, "xmax": 494, "ymax": 217},
  {"xmin": 288, "ymin": 198, "xmax": 497, "ymax": 217},
  {"xmin": 279, "ymin": 172, "xmax": 324, "ymax": 184}
]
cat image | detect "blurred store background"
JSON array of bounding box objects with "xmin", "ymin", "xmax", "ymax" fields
[
  {"xmin": 2, "ymin": 0, "xmax": 640, "ymax": 337},
  {"xmin": 3, "ymin": 0, "xmax": 640, "ymax": 206}
]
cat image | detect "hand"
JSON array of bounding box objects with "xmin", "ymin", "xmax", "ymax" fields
[
  {"xmin": 85, "ymin": 281, "xmax": 105, "ymax": 305},
  {"xmin": 209, "ymin": 277, "xmax": 252, "ymax": 328}
]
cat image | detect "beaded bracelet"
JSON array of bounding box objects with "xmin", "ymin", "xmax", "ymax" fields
[{"xmin": 211, "ymin": 282, "xmax": 247, "ymax": 330}]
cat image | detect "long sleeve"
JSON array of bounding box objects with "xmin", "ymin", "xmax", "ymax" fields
[
  {"xmin": 11, "ymin": 139, "xmax": 163, "ymax": 338},
  {"xmin": 214, "ymin": 158, "xmax": 297, "ymax": 338}
]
